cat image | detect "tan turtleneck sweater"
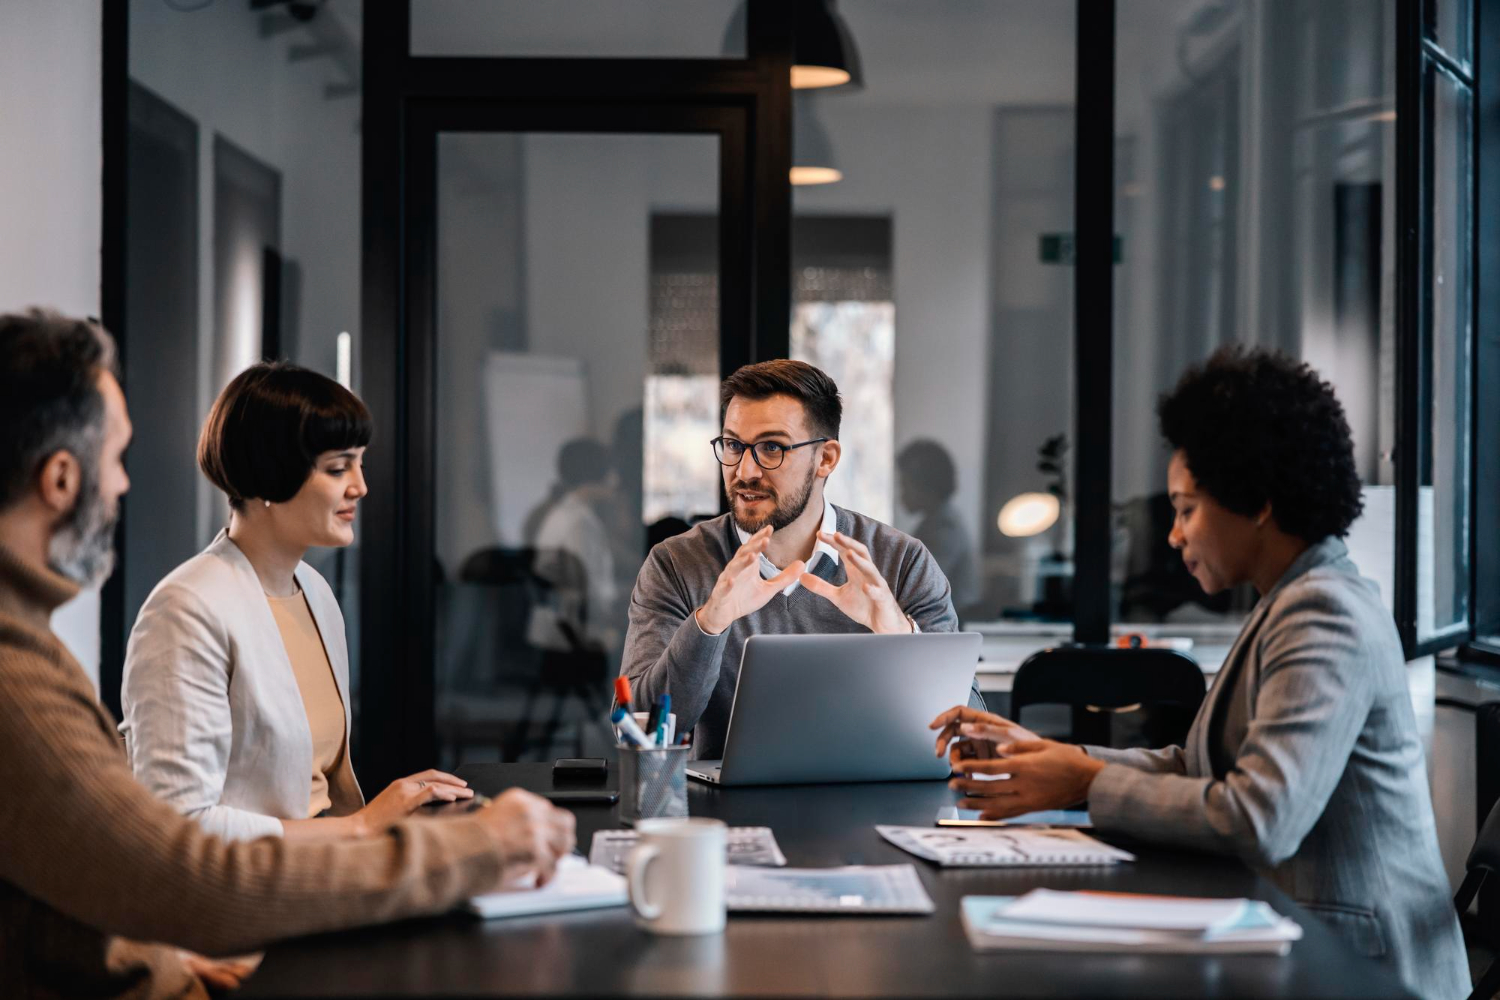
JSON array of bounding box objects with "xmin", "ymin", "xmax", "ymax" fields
[{"xmin": 0, "ymin": 542, "xmax": 507, "ymax": 999}]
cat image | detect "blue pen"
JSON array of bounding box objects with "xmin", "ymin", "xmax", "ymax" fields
[{"xmin": 656, "ymin": 693, "xmax": 671, "ymax": 746}]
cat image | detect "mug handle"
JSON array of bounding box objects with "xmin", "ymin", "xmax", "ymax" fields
[{"xmin": 627, "ymin": 844, "xmax": 662, "ymax": 921}]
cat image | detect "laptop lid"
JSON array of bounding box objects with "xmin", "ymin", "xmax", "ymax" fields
[{"xmin": 714, "ymin": 632, "xmax": 982, "ymax": 786}]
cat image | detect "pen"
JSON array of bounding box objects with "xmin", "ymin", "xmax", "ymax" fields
[
  {"xmin": 613, "ymin": 676, "xmax": 632, "ymax": 714},
  {"xmin": 644, "ymin": 696, "xmax": 662, "ymax": 747},
  {"xmin": 656, "ymin": 693, "xmax": 671, "ymax": 746},
  {"xmin": 611, "ymin": 707, "xmax": 655, "ymax": 749}
]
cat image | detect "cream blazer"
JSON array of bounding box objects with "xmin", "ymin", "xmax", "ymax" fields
[{"xmin": 120, "ymin": 530, "xmax": 363, "ymax": 841}]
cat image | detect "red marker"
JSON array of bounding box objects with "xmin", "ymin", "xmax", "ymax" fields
[{"xmin": 614, "ymin": 676, "xmax": 633, "ymax": 713}]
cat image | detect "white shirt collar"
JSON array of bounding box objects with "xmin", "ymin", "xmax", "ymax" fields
[{"xmin": 735, "ymin": 497, "xmax": 839, "ymax": 596}]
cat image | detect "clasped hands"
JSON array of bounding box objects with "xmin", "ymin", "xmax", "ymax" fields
[
  {"xmin": 695, "ymin": 525, "xmax": 913, "ymax": 636},
  {"xmin": 928, "ymin": 706, "xmax": 1105, "ymax": 820}
]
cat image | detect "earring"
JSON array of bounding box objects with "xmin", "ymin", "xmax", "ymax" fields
[{"xmin": 263, "ymin": 500, "xmax": 271, "ymax": 508}]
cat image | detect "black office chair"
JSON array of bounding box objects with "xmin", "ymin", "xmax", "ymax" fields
[
  {"xmin": 1456, "ymin": 796, "xmax": 1500, "ymax": 1000},
  {"xmin": 442, "ymin": 546, "xmax": 611, "ymax": 762},
  {"xmin": 1010, "ymin": 644, "xmax": 1206, "ymax": 749}
]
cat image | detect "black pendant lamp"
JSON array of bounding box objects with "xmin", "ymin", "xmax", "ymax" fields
[
  {"xmin": 793, "ymin": 0, "xmax": 862, "ymax": 90},
  {"xmin": 723, "ymin": 1, "xmax": 862, "ymax": 91},
  {"xmin": 791, "ymin": 92, "xmax": 841, "ymax": 185}
]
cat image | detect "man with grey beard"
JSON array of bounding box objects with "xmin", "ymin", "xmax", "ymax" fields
[
  {"xmin": 0, "ymin": 309, "xmax": 575, "ymax": 998},
  {"xmin": 619, "ymin": 359, "xmax": 984, "ymax": 760}
]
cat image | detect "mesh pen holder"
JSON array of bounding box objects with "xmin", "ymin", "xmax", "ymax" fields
[{"xmin": 618, "ymin": 744, "xmax": 690, "ymax": 825}]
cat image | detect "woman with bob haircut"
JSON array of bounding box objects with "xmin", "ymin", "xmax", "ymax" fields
[
  {"xmin": 929, "ymin": 347, "xmax": 1467, "ymax": 999},
  {"xmin": 121, "ymin": 362, "xmax": 472, "ymax": 841}
]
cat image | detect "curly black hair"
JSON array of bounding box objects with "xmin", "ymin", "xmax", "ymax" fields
[{"xmin": 1157, "ymin": 346, "xmax": 1364, "ymax": 543}]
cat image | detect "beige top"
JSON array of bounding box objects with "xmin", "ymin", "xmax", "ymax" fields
[{"xmin": 267, "ymin": 590, "xmax": 347, "ymax": 818}]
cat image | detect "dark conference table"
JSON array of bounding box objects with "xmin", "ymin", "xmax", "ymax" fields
[{"xmin": 240, "ymin": 762, "xmax": 1412, "ymax": 998}]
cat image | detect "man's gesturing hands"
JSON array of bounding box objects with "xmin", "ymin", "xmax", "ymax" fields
[
  {"xmin": 695, "ymin": 526, "xmax": 805, "ymax": 635},
  {"xmin": 695, "ymin": 527, "xmax": 912, "ymax": 636},
  {"xmin": 798, "ymin": 531, "xmax": 912, "ymax": 634}
]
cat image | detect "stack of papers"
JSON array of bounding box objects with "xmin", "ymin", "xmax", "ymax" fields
[
  {"xmin": 465, "ymin": 856, "xmax": 627, "ymax": 919},
  {"xmin": 589, "ymin": 827, "xmax": 787, "ymax": 873},
  {"xmin": 961, "ymin": 889, "xmax": 1303, "ymax": 954},
  {"xmin": 725, "ymin": 864, "xmax": 935, "ymax": 914},
  {"xmin": 878, "ymin": 826, "xmax": 1135, "ymax": 867}
]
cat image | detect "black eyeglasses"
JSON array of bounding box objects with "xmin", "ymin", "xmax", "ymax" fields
[{"xmin": 711, "ymin": 436, "xmax": 829, "ymax": 470}]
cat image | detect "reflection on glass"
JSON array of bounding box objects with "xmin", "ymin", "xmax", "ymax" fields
[
  {"xmin": 792, "ymin": 1, "xmax": 1078, "ymax": 644},
  {"xmin": 1420, "ymin": 69, "xmax": 1473, "ymax": 639},
  {"xmin": 434, "ymin": 133, "xmax": 719, "ymax": 764},
  {"xmin": 1431, "ymin": 0, "xmax": 1472, "ymax": 66},
  {"xmin": 1113, "ymin": 0, "xmax": 1396, "ymax": 633}
]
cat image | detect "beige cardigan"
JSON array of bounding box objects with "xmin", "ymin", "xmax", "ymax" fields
[
  {"xmin": 0, "ymin": 542, "xmax": 506, "ymax": 999},
  {"xmin": 120, "ymin": 531, "xmax": 362, "ymax": 840}
]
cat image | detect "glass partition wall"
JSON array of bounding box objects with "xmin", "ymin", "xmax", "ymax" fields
[
  {"xmin": 105, "ymin": 0, "xmax": 363, "ymax": 717},
  {"xmin": 105, "ymin": 0, "xmax": 1490, "ymax": 780},
  {"xmin": 1111, "ymin": 0, "xmax": 1398, "ymax": 665},
  {"xmin": 432, "ymin": 132, "xmax": 722, "ymax": 763}
]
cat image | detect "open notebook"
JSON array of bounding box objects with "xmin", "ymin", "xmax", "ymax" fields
[{"xmin": 465, "ymin": 855, "xmax": 627, "ymax": 919}]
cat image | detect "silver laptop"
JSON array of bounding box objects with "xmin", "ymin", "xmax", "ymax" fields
[{"xmin": 686, "ymin": 632, "xmax": 982, "ymax": 787}]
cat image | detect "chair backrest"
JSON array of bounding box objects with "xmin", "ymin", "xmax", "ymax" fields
[
  {"xmin": 1010, "ymin": 644, "xmax": 1206, "ymax": 747},
  {"xmin": 1469, "ymin": 795, "xmax": 1500, "ymax": 878},
  {"xmin": 1456, "ymin": 791, "xmax": 1500, "ymax": 924},
  {"xmin": 1476, "ymin": 702, "xmax": 1500, "ymax": 923}
]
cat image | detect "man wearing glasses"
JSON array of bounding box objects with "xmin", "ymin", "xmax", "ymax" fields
[{"xmin": 620, "ymin": 359, "xmax": 984, "ymax": 759}]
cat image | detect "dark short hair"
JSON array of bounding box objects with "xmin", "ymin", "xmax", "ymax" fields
[
  {"xmin": 198, "ymin": 362, "xmax": 372, "ymax": 510},
  {"xmin": 0, "ymin": 309, "xmax": 118, "ymax": 510},
  {"xmin": 1157, "ymin": 346, "xmax": 1364, "ymax": 542},
  {"xmin": 557, "ymin": 438, "xmax": 609, "ymax": 488},
  {"xmin": 897, "ymin": 439, "xmax": 956, "ymax": 499},
  {"xmin": 719, "ymin": 359, "xmax": 842, "ymax": 439}
]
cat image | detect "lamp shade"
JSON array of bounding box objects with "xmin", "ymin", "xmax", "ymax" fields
[
  {"xmin": 793, "ymin": 0, "xmax": 863, "ymax": 89},
  {"xmin": 998, "ymin": 492, "xmax": 1061, "ymax": 537},
  {"xmin": 792, "ymin": 93, "xmax": 841, "ymax": 185},
  {"xmin": 723, "ymin": 1, "xmax": 862, "ymax": 90}
]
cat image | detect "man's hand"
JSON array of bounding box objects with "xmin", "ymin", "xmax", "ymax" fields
[
  {"xmin": 179, "ymin": 951, "xmax": 261, "ymax": 993},
  {"xmin": 798, "ymin": 531, "xmax": 910, "ymax": 634},
  {"xmin": 695, "ymin": 525, "xmax": 806, "ymax": 635},
  {"xmin": 946, "ymin": 738, "xmax": 1105, "ymax": 820},
  {"xmin": 929, "ymin": 705, "xmax": 1040, "ymax": 759},
  {"xmin": 475, "ymin": 788, "xmax": 577, "ymax": 887}
]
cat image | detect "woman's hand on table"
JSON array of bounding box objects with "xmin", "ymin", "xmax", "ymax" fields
[
  {"xmin": 350, "ymin": 769, "xmax": 474, "ymax": 836},
  {"xmin": 947, "ymin": 738, "xmax": 1106, "ymax": 820}
]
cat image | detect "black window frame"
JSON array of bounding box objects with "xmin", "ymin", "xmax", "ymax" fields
[{"xmin": 1396, "ymin": 0, "xmax": 1484, "ymax": 659}]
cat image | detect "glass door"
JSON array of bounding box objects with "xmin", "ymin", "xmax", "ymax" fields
[
  {"xmin": 356, "ymin": 102, "xmax": 757, "ymax": 777},
  {"xmin": 432, "ymin": 129, "xmax": 725, "ymax": 765}
]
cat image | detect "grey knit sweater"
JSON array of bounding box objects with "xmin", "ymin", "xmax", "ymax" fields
[{"xmin": 619, "ymin": 505, "xmax": 985, "ymax": 759}]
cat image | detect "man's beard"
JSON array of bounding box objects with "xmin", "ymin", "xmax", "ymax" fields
[
  {"xmin": 730, "ymin": 465, "xmax": 816, "ymax": 535},
  {"xmin": 48, "ymin": 460, "xmax": 118, "ymax": 588}
]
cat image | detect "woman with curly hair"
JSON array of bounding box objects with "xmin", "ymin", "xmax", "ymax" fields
[{"xmin": 930, "ymin": 347, "xmax": 1468, "ymax": 999}]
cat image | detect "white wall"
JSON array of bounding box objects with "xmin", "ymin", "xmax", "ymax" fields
[{"xmin": 0, "ymin": 1, "xmax": 104, "ymax": 684}]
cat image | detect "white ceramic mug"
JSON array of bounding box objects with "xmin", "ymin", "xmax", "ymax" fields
[{"xmin": 626, "ymin": 817, "xmax": 726, "ymax": 935}]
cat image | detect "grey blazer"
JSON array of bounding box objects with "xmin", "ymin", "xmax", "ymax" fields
[{"xmin": 1087, "ymin": 538, "xmax": 1467, "ymax": 1000}]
